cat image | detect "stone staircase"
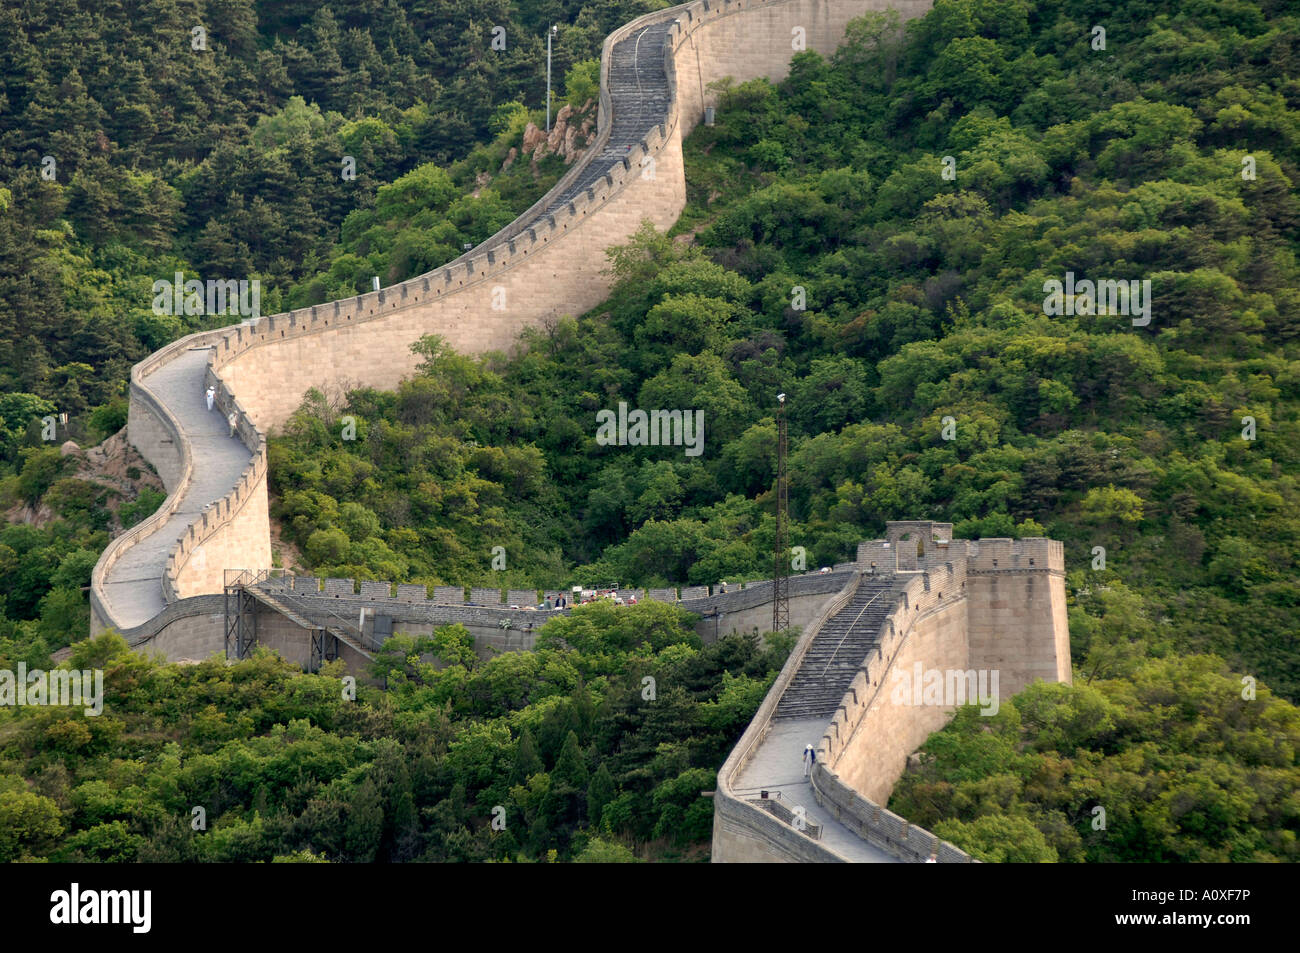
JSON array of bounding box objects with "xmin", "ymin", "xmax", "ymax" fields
[
  {"xmin": 246, "ymin": 581, "xmax": 376, "ymax": 661},
  {"xmin": 517, "ymin": 20, "xmax": 673, "ymax": 235},
  {"xmin": 774, "ymin": 575, "xmax": 900, "ymax": 721}
]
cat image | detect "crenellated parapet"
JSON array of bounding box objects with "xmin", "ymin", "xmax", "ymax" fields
[
  {"xmin": 714, "ymin": 521, "xmax": 1070, "ymax": 862},
  {"xmin": 90, "ymin": 1, "xmax": 1001, "ymax": 866},
  {"xmin": 92, "ymin": 0, "xmax": 935, "ymax": 637}
]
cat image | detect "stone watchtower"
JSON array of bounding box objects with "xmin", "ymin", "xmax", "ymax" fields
[{"xmin": 859, "ymin": 521, "xmax": 1071, "ymax": 697}]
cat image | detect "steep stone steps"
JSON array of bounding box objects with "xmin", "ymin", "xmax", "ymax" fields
[
  {"xmin": 774, "ymin": 575, "xmax": 900, "ymax": 721},
  {"xmin": 247, "ymin": 584, "xmax": 375, "ymax": 661},
  {"xmin": 514, "ymin": 20, "xmax": 674, "ymax": 236}
]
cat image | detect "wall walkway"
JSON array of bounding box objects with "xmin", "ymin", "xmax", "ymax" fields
[{"xmin": 90, "ymin": 0, "xmax": 933, "ymax": 638}]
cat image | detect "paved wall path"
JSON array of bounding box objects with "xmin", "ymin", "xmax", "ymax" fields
[
  {"xmin": 100, "ymin": 347, "xmax": 253, "ymax": 627},
  {"xmin": 731, "ymin": 718, "xmax": 897, "ymax": 863},
  {"xmin": 92, "ymin": 0, "xmax": 935, "ymax": 638},
  {"xmin": 513, "ymin": 20, "xmax": 674, "ymax": 238}
]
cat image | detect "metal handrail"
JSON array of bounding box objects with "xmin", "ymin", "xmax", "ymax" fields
[
  {"xmin": 236, "ymin": 570, "xmax": 378, "ymax": 651},
  {"xmin": 819, "ymin": 588, "xmax": 888, "ymax": 679},
  {"xmin": 276, "ymin": 586, "xmax": 375, "ymax": 649}
]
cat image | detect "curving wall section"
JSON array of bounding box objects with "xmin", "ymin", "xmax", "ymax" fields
[
  {"xmin": 90, "ymin": 0, "xmax": 933, "ymax": 635},
  {"xmin": 81, "ymin": 0, "xmax": 1079, "ymax": 864},
  {"xmin": 713, "ymin": 528, "xmax": 1070, "ymax": 862}
]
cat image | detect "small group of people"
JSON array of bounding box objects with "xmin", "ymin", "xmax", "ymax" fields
[
  {"xmin": 204, "ymin": 384, "xmax": 238, "ymax": 437},
  {"xmin": 582, "ymin": 589, "xmax": 636, "ymax": 606},
  {"xmin": 540, "ymin": 588, "xmax": 639, "ymax": 607},
  {"xmin": 529, "ymin": 589, "xmax": 644, "ymax": 610}
]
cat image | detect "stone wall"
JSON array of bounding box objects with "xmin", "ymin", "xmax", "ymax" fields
[
  {"xmin": 714, "ymin": 522, "xmax": 1070, "ymax": 863},
  {"xmin": 91, "ymin": 334, "xmax": 215, "ymax": 633},
  {"xmin": 711, "ymin": 789, "xmax": 847, "ymax": 862},
  {"xmin": 811, "ymin": 763, "xmax": 974, "ymax": 862},
  {"xmin": 820, "ymin": 561, "xmax": 972, "ymax": 803},
  {"xmin": 965, "ymin": 537, "xmax": 1072, "ymax": 694},
  {"xmin": 126, "ymin": 389, "xmax": 185, "ymax": 489},
  {"xmin": 95, "ymin": 593, "xmax": 228, "ymax": 660},
  {"xmin": 828, "ymin": 533, "xmax": 1071, "ymax": 805},
  {"xmin": 123, "ymin": 571, "xmax": 860, "ymax": 666},
  {"xmin": 89, "ymin": 326, "xmax": 271, "ymax": 631},
  {"xmin": 712, "ymin": 570, "xmax": 864, "ymax": 861},
  {"xmin": 683, "ymin": 572, "xmax": 857, "ymax": 641},
  {"xmin": 91, "ymin": 0, "xmax": 935, "ymax": 638}
]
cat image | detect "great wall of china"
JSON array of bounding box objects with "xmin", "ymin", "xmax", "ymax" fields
[{"xmin": 87, "ymin": 0, "xmax": 1073, "ymax": 862}]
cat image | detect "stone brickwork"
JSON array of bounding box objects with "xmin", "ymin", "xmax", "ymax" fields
[
  {"xmin": 91, "ymin": 0, "xmax": 936, "ymax": 639},
  {"xmin": 125, "ymin": 390, "xmax": 185, "ymax": 489},
  {"xmin": 432, "ymin": 586, "xmax": 465, "ymax": 604},
  {"xmin": 122, "ymin": 570, "xmax": 855, "ymax": 665},
  {"xmin": 397, "ymin": 583, "xmax": 428, "ymax": 602},
  {"xmin": 964, "ymin": 537, "xmax": 1071, "ymax": 693},
  {"xmin": 715, "ymin": 522, "xmax": 1069, "ymax": 863},
  {"xmin": 809, "ymin": 765, "xmax": 974, "ymax": 862},
  {"xmin": 359, "ymin": 581, "xmax": 394, "ymax": 600}
]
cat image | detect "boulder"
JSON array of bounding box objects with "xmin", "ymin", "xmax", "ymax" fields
[{"xmin": 521, "ymin": 122, "xmax": 545, "ymax": 154}]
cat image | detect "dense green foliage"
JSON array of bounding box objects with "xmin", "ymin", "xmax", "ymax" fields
[
  {"xmin": 0, "ymin": 446, "xmax": 122, "ymax": 664},
  {"xmin": 0, "ymin": 607, "xmax": 786, "ymax": 862},
  {"xmin": 0, "ymin": 0, "xmax": 649, "ymax": 432},
  {"xmin": 2, "ymin": 0, "xmax": 1298, "ymax": 863},
  {"xmin": 890, "ymin": 655, "xmax": 1300, "ymax": 862}
]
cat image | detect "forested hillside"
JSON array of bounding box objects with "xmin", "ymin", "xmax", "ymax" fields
[
  {"xmin": 0, "ymin": 0, "xmax": 620, "ymax": 661},
  {"xmin": 0, "ymin": 608, "xmax": 785, "ymax": 862},
  {"xmin": 264, "ymin": 0, "xmax": 1300, "ymax": 860},
  {"xmin": 0, "ymin": 0, "xmax": 1298, "ymax": 863},
  {"xmin": 0, "ymin": 0, "xmax": 644, "ymax": 414},
  {"xmin": 272, "ymin": 1, "xmax": 1300, "ymax": 699}
]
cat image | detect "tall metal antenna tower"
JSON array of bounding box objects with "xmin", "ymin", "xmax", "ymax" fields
[{"xmin": 773, "ymin": 393, "xmax": 789, "ymax": 634}]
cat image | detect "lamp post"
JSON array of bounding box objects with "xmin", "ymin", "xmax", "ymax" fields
[
  {"xmin": 774, "ymin": 393, "xmax": 789, "ymax": 634},
  {"xmin": 546, "ymin": 24, "xmax": 558, "ymax": 132}
]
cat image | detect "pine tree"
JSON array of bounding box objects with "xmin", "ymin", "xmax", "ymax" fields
[
  {"xmin": 511, "ymin": 727, "xmax": 543, "ymax": 785},
  {"xmin": 552, "ymin": 730, "xmax": 589, "ymax": 788},
  {"xmin": 586, "ymin": 763, "xmax": 616, "ymax": 828}
]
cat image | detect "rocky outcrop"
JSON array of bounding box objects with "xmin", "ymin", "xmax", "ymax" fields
[
  {"xmin": 521, "ymin": 121, "xmax": 545, "ymax": 155},
  {"xmin": 516, "ymin": 101, "xmax": 597, "ymax": 169}
]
